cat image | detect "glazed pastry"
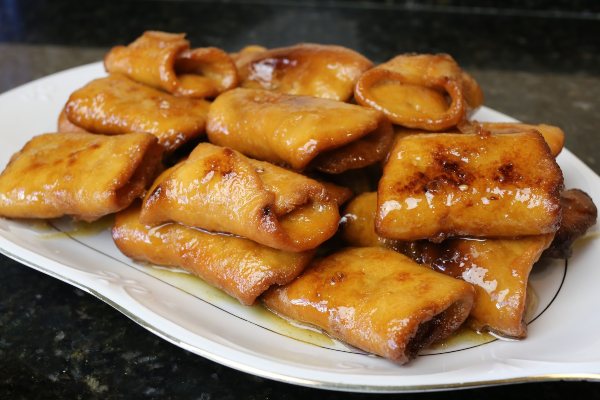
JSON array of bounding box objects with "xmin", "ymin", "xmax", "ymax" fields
[
  {"xmin": 140, "ymin": 143, "xmax": 343, "ymax": 252},
  {"xmin": 64, "ymin": 74, "xmax": 210, "ymax": 152},
  {"xmin": 355, "ymin": 54, "xmax": 483, "ymax": 130},
  {"xmin": 262, "ymin": 247, "xmax": 475, "ymax": 363},
  {"xmin": 341, "ymin": 192, "xmax": 553, "ymax": 338},
  {"xmin": 57, "ymin": 107, "xmax": 88, "ymax": 133},
  {"xmin": 377, "ymin": 131, "xmax": 563, "ymax": 241},
  {"xmin": 104, "ymin": 30, "xmax": 238, "ymax": 98},
  {"xmin": 0, "ymin": 132, "xmax": 162, "ymax": 221},
  {"xmin": 235, "ymin": 43, "xmax": 373, "ymax": 101},
  {"xmin": 207, "ymin": 88, "xmax": 393, "ymax": 173},
  {"xmin": 113, "ymin": 203, "xmax": 315, "ymax": 305}
]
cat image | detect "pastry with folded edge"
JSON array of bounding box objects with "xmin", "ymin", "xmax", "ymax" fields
[
  {"xmin": 262, "ymin": 247, "xmax": 475, "ymax": 364},
  {"xmin": 64, "ymin": 74, "xmax": 210, "ymax": 153},
  {"xmin": 113, "ymin": 203, "xmax": 315, "ymax": 305},
  {"xmin": 57, "ymin": 107, "xmax": 89, "ymax": 133},
  {"xmin": 140, "ymin": 143, "xmax": 345, "ymax": 252},
  {"xmin": 377, "ymin": 131, "xmax": 563, "ymax": 241},
  {"xmin": 341, "ymin": 192, "xmax": 553, "ymax": 338},
  {"xmin": 105, "ymin": 30, "xmax": 238, "ymax": 98},
  {"xmin": 0, "ymin": 132, "xmax": 163, "ymax": 222},
  {"xmin": 355, "ymin": 54, "xmax": 483, "ymax": 130},
  {"xmin": 235, "ymin": 43, "xmax": 373, "ymax": 101},
  {"xmin": 207, "ymin": 88, "xmax": 394, "ymax": 173}
]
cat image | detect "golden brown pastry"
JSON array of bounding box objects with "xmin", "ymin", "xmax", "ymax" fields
[
  {"xmin": 206, "ymin": 88, "xmax": 393, "ymax": 173},
  {"xmin": 113, "ymin": 203, "xmax": 315, "ymax": 305},
  {"xmin": 377, "ymin": 132, "xmax": 563, "ymax": 241},
  {"xmin": 57, "ymin": 107, "xmax": 89, "ymax": 133},
  {"xmin": 459, "ymin": 121, "xmax": 565, "ymax": 157},
  {"xmin": 355, "ymin": 54, "xmax": 483, "ymax": 130},
  {"xmin": 64, "ymin": 75, "xmax": 210, "ymax": 152},
  {"xmin": 235, "ymin": 43, "xmax": 373, "ymax": 101},
  {"xmin": 341, "ymin": 192, "xmax": 553, "ymax": 338},
  {"xmin": 104, "ymin": 31, "xmax": 238, "ymax": 98},
  {"xmin": 140, "ymin": 143, "xmax": 342, "ymax": 252},
  {"xmin": 0, "ymin": 132, "xmax": 162, "ymax": 221},
  {"xmin": 262, "ymin": 247, "xmax": 475, "ymax": 363}
]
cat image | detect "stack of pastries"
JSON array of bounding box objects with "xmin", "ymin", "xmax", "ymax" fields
[{"xmin": 0, "ymin": 31, "xmax": 596, "ymax": 365}]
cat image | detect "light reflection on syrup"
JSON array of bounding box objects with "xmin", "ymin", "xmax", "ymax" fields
[{"xmin": 38, "ymin": 215, "xmax": 114, "ymax": 239}]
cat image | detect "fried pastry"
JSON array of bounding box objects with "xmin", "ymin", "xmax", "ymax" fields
[
  {"xmin": 206, "ymin": 88, "xmax": 393, "ymax": 172},
  {"xmin": 57, "ymin": 107, "xmax": 88, "ymax": 133},
  {"xmin": 235, "ymin": 43, "xmax": 373, "ymax": 101},
  {"xmin": 104, "ymin": 31, "xmax": 238, "ymax": 98},
  {"xmin": 377, "ymin": 132, "xmax": 563, "ymax": 241},
  {"xmin": 355, "ymin": 54, "xmax": 483, "ymax": 130},
  {"xmin": 64, "ymin": 74, "xmax": 210, "ymax": 152},
  {"xmin": 140, "ymin": 143, "xmax": 342, "ymax": 252},
  {"xmin": 113, "ymin": 203, "xmax": 314, "ymax": 305},
  {"xmin": 0, "ymin": 132, "xmax": 162, "ymax": 221},
  {"xmin": 262, "ymin": 247, "xmax": 475, "ymax": 363},
  {"xmin": 341, "ymin": 192, "xmax": 553, "ymax": 338}
]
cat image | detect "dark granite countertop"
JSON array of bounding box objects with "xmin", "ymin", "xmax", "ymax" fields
[{"xmin": 1, "ymin": 1, "xmax": 599, "ymax": 398}]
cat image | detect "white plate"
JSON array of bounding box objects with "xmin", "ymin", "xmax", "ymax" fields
[{"xmin": 0, "ymin": 63, "xmax": 599, "ymax": 393}]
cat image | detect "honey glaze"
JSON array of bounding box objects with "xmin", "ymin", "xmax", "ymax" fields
[
  {"xmin": 144, "ymin": 266, "xmax": 335, "ymax": 348},
  {"xmin": 40, "ymin": 215, "xmax": 114, "ymax": 239}
]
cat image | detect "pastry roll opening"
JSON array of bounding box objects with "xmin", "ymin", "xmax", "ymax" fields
[
  {"xmin": 105, "ymin": 30, "xmax": 238, "ymax": 98},
  {"xmin": 0, "ymin": 132, "xmax": 163, "ymax": 222},
  {"xmin": 355, "ymin": 54, "xmax": 483, "ymax": 131},
  {"xmin": 140, "ymin": 143, "xmax": 342, "ymax": 252},
  {"xmin": 207, "ymin": 88, "xmax": 392, "ymax": 172},
  {"xmin": 262, "ymin": 247, "xmax": 475, "ymax": 363},
  {"xmin": 113, "ymin": 203, "xmax": 315, "ymax": 305},
  {"xmin": 235, "ymin": 43, "xmax": 373, "ymax": 101},
  {"xmin": 65, "ymin": 75, "xmax": 210, "ymax": 153}
]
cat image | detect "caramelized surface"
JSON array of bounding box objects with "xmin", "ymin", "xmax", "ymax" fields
[
  {"xmin": 113, "ymin": 204, "xmax": 314, "ymax": 305},
  {"xmin": 57, "ymin": 107, "xmax": 88, "ymax": 133},
  {"xmin": 207, "ymin": 88, "xmax": 388, "ymax": 171},
  {"xmin": 355, "ymin": 54, "xmax": 483, "ymax": 130},
  {"xmin": 341, "ymin": 192, "xmax": 553, "ymax": 338},
  {"xmin": 104, "ymin": 31, "xmax": 238, "ymax": 98},
  {"xmin": 65, "ymin": 75, "xmax": 210, "ymax": 152},
  {"xmin": 377, "ymin": 132, "xmax": 563, "ymax": 240},
  {"xmin": 0, "ymin": 132, "xmax": 162, "ymax": 221},
  {"xmin": 140, "ymin": 143, "xmax": 341, "ymax": 252},
  {"xmin": 236, "ymin": 43, "xmax": 373, "ymax": 101},
  {"xmin": 262, "ymin": 247, "xmax": 475, "ymax": 363}
]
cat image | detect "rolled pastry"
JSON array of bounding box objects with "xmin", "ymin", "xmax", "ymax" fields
[
  {"xmin": 57, "ymin": 107, "xmax": 89, "ymax": 133},
  {"xmin": 0, "ymin": 132, "xmax": 162, "ymax": 221},
  {"xmin": 207, "ymin": 88, "xmax": 393, "ymax": 172},
  {"xmin": 355, "ymin": 54, "xmax": 483, "ymax": 130},
  {"xmin": 104, "ymin": 30, "xmax": 238, "ymax": 98},
  {"xmin": 377, "ymin": 132, "xmax": 563, "ymax": 241},
  {"xmin": 341, "ymin": 192, "xmax": 553, "ymax": 338},
  {"xmin": 140, "ymin": 143, "xmax": 342, "ymax": 252},
  {"xmin": 235, "ymin": 43, "xmax": 373, "ymax": 101},
  {"xmin": 113, "ymin": 203, "xmax": 315, "ymax": 305},
  {"xmin": 262, "ymin": 247, "xmax": 475, "ymax": 363},
  {"xmin": 65, "ymin": 74, "xmax": 210, "ymax": 152}
]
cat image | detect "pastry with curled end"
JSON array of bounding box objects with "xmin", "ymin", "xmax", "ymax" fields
[
  {"xmin": 262, "ymin": 247, "xmax": 475, "ymax": 364},
  {"xmin": 65, "ymin": 75, "xmax": 210, "ymax": 153},
  {"xmin": 207, "ymin": 88, "xmax": 394, "ymax": 173},
  {"xmin": 57, "ymin": 107, "xmax": 89, "ymax": 133},
  {"xmin": 0, "ymin": 132, "xmax": 163, "ymax": 222},
  {"xmin": 140, "ymin": 143, "xmax": 344, "ymax": 252},
  {"xmin": 104, "ymin": 30, "xmax": 238, "ymax": 98},
  {"xmin": 355, "ymin": 54, "xmax": 483, "ymax": 130},
  {"xmin": 341, "ymin": 192, "xmax": 553, "ymax": 338},
  {"xmin": 113, "ymin": 203, "xmax": 315, "ymax": 305},
  {"xmin": 377, "ymin": 132, "xmax": 563, "ymax": 241},
  {"xmin": 235, "ymin": 43, "xmax": 373, "ymax": 101}
]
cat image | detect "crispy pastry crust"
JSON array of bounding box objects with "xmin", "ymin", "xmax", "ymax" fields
[
  {"xmin": 262, "ymin": 247, "xmax": 475, "ymax": 363},
  {"xmin": 104, "ymin": 31, "xmax": 238, "ymax": 98},
  {"xmin": 0, "ymin": 132, "xmax": 163, "ymax": 221},
  {"xmin": 207, "ymin": 88, "xmax": 393, "ymax": 172},
  {"xmin": 355, "ymin": 54, "xmax": 483, "ymax": 130},
  {"xmin": 140, "ymin": 143, "xmax": 342, "ymax": 252},
  {"xmin": 65, "ymin": 74, "xmax": 210, "ymax": 152},
  {"xmin": 113, "ymin": 203, "xmax": 315, "ymax": 305}
]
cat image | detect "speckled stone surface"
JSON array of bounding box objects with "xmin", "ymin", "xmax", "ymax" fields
[{"xmin": 1, "ymin": 1, "xmax": 599, "ymax": 398}]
